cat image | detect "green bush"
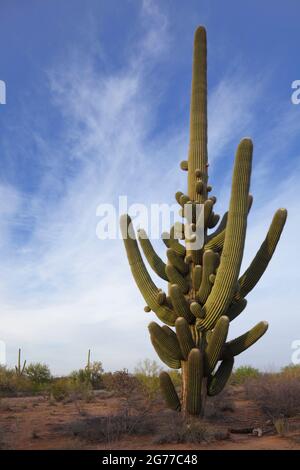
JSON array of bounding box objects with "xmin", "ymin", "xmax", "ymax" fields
[
  {"xmin": 70, "ymin": 361, "xmax": 103, "ymax": 389},
  {"xmin": 25, "ymin": 363, "xmax": 52, "ymax": 385},
  {"xmin": 134, "ymin": 359, "xmax": 162, "ymax": 399},
  {"xmin": 231, "ymin": 365, "xmax": 260, "ymax": 384},
  {"xmin": 49, "ymin": 376, "xmax": 92, "ymax": 402},
  {"xmin": 0, "ymin": 365, "xmax": 30, "ymax": 395},
  {"xmin": 50, "ymin": 377, "xmax": 74, "ymax": 401}
]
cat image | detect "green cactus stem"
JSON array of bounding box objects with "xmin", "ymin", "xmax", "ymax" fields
[
  {"xmin": 186, "ymin": 348, "xmax": 203, "ymax": 415},
  {"xmin": 121, "ymin": 25, "xmax": 287, "ymax": 417},
  {"xmin": 175, "ymin": 317, "xmax": 195, "ymax": 359},
  {"xmin": 236, "ymin": 209, "xmax": 287, "ymax": 300},
  {"xmin": 204, "ymin": 316, "xmax": 229, "ymax": 375},
  {"xmin": 197, "ymin": 138, "xmax": 253, "ymax": 332},
  {"xmin": 137, "ymin": 229, "xmax": 168, "ymax": 281},
  {"xmin": 15, "ymin": 348, "xmax": 26, "ymax": 376},
  {"xmin": 159, "ymin": 372, "xmax": 181, "ymax": 411},
  {"xmin": 207, "ymin": 357, "xmax": 234, "ymax": 396}
]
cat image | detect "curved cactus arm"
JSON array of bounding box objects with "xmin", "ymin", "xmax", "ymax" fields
[
  {"xmin": 162, "ymin": 232, "xmax": 186, "ymax": 257},
  {"xmin": 206, "ymin": 211, "xmax": 228, "ymax": 242},
  {"xmin": 188, "ymin": 26, "xmax": 208, "ymax": 203},
  {"xmin": 204, "ymin": 227, "xmax": 225, "ymax": 252},
  {"xmin": 120, "ymin": 215, "xmax": 177, "ymax": 326},
  {"xmin": 205, "ymin": 195, "xmax": 253, "ymax": 252},
  {"xmin": 169, "ymin": 284, "xmax": 195, "ymax": 323},
  {"xmin": 197, "ymin": 138, "xmax": 253, "ymax": 331},
  {"xmin": 204, "ymin": 315, "xmax": 229, "ymax": 375},
  {"xmin": 221, "ymin": 321, "xmax": 268, "ymax": 359},
  {"xmin": 205, "ymin": 196, "xmax": 252, "ymax": 251},
  {"xmin": 167, "ymin": 248, "xmax": 189, "ymax": 275},
  {"xmin": 197, "ymin": 250, "xmax": 219, "ymax": 304},
  {"xmin": 207, "ymin": 212, "xmax": 220, "ymax": 229},
  {"xmin": 151, "ymin": 337, "xmax": 181, "ymax": 369},
  {"xmin": 165, "ymin": 264, "xmax": 189, "ymax": 294},
  {"xmin": 159, "ymin": 371, "xmax": 181, "ymax": 411},
  {"xmin": 175, "ymin": 317, "xmax": 196, "ymax": 359},
  {"xmin": 225, "ymin": 298, "xmax": 247, "ymax": 322},
  {"xmin": 207, "ymin": 357, "xmax": 234, "ymax": 396},
  {"xmin": 137, "ymin": 229, "xmax": 168, "ymax": 281},
  {"xmin": 236, "ymin": 208, "xmax": 287, "ymax": 299},
  {"xmin": 148, "ymin": 322, "xmax": 183, "ymax": 360},
  {"xmin": 186, "ymin": 348, "xmax": 204, "ymax": 415}
]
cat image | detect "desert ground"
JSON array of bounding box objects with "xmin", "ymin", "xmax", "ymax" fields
[{"xmin": 1, "ymin": 382, "xmax": 300, "ymax": 450}]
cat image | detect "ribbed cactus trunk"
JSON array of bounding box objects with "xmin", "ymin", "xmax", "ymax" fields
[
  {"xmin": 182, "ymin": 26, "xmax": 207, "ymax": 415},
  {"xmin": 120, "ymin": 25, "xmax": 287, "ymax": 418}
]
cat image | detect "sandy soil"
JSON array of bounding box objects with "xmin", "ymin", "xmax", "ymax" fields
[{"xmin": 0, "ymin": 388, "xmax": 299, "ymax": 450}]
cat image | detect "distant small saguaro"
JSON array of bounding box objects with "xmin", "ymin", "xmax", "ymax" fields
[{"xmin": 0, "ymin": 80, "xmax": 6, "ymax": 104}]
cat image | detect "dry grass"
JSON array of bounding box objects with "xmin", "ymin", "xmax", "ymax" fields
[{"xmin": 245, "ymin": 374, "xmax": 300, "ymax": 418}]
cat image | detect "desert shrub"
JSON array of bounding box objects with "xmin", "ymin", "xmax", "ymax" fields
[
  {"xmin": 102, "ymin": 369, "xmax": 141, "ymax": 398},
  {"xmin": 62, "ymin": 412, "xmax": 156, "ymax": 444},
  {"xmin": 153, "ymin": 414, "xmax": 228, "ymax": 444},
  {"xmin": 70, "ymin": 361, "xmax": 103, "ymax": 389},
  {"xmin": 50, "ymin": 376, "xmax": 94, "ymax": 402},
  {"xmin": 134, "ymin": 359, "xmax": 162, "ymax": 399},
  {"xmin": 25, "ymin": 363, "xmax": 52, "ymax": 385},
  {"xmin": 245, "ymin": 374, "xmax": 300, "ymax": 418},
  {"xmin": 280, "ymin": 364, "xmax": 300, "ymax": 379},
  {"xmin": 50, "ymin": 377, "xmax": 75, "ymax": 401},
  {"xmin": 231, "ymin": 365, "xmax": 260, "ymax": 384},
  {"xmin": 205, "ymin": 388, "xmax": 235, "ymax": 419},
  {"xmin": 0, "ymin": 365, "xmax": 33, "ymax": 395}
]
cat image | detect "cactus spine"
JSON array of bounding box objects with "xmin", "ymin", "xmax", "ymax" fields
[{"xmin": 121, "ymin": 26, "xmax": 287, "ymax": 416}]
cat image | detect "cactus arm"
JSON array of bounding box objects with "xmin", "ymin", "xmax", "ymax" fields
[
  {"xmin": 236, "ymin": 208, "xmax": 287, "ymax": 299},
  {"xmin": 148, "ymin": 322, "xmax": 183, "ymax": 360},
  {"xmin": 206, "ymin": 211, "xmax": 228, "ymax": 242},
  {"xmin": 120, "ymin": 215, "xmax": 177, "ymax": 326},
  {"xmin": 159, "ymin": 372, "xmax": 181, "ymax": 411},
  {"xmin": 221, "ymin": 321, "xmax": 268, "ymax": 359},
  {"xmin": 175, "ymin": 317, "xmax": 195, "ymax": 359},
  {"xmin": 165, "ymin": 265, "xmax": 189, "ymax": 294},
  {"xmin": 192, "ymin": 265, "xmax": 202, "ymax": 291},
  {"xmin": 204, "ymin": 316, "xmax": 229, "ymax": 375},
  {"xmin": 162, "ymin": 232, "xmax": 186, "ymax": 257},
  {"xmin": 205, "ymin": 195, "xmax": 252, "ymax": 252},
  {"xmin": 137, "ymin": 229, "xmax": 168, "ymax": 281},
  {"xmin": 197, "ymin": 139, "xmax": 253, "ymax": 331},
  {"xmin": 204, "ymin": 228, "xmax": 225, "ymax": 252},
  {"xmin": 169, "ymin": 284, "xmax": 195, "ymax": 323},
  {"xmin": 226, "ymin": 298, "xmax": 247, "ymax": 321},
  {"xmin": 205, "ymin": 195, "xmax": 252, "ymax": 251},
  {"xmin": 197, "ymin": 250, "xmax": 219, "ymax": 303},
  {"xmin": 188, "ymin": 26, "xmax": 208, "ymax": 203},
  {"xmin": 151, "ymin": 336, "xmax": 181, "ymax": 369},
  {"xmin": 167, "ymin": 248, "xmax": 189, "ymax": 275},
  {"xmin": 207, "ymin": 357, "xmax": 234, "ymax": 396},
  {"xmin": 186, "ymin": 348, "xmax": 204, "ymax": 415}
]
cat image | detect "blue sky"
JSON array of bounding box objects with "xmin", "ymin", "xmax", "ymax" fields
[{"xmin": 0, "ymin": 0, "xmax": 299, "ymax": 374}]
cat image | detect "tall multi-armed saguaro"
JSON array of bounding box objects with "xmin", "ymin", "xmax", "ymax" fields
[{"xmin": 120, "ymin": 26, "xmax": 287, "ymax": 416}]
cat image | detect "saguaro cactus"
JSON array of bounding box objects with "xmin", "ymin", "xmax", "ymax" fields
[
  {"xmin": 15, "ymin": 348, "xmax": 26, "ymax": 376},
  {"xmin": 120, "ymin": 26, "xmax": 287, "ymax": 416}
]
